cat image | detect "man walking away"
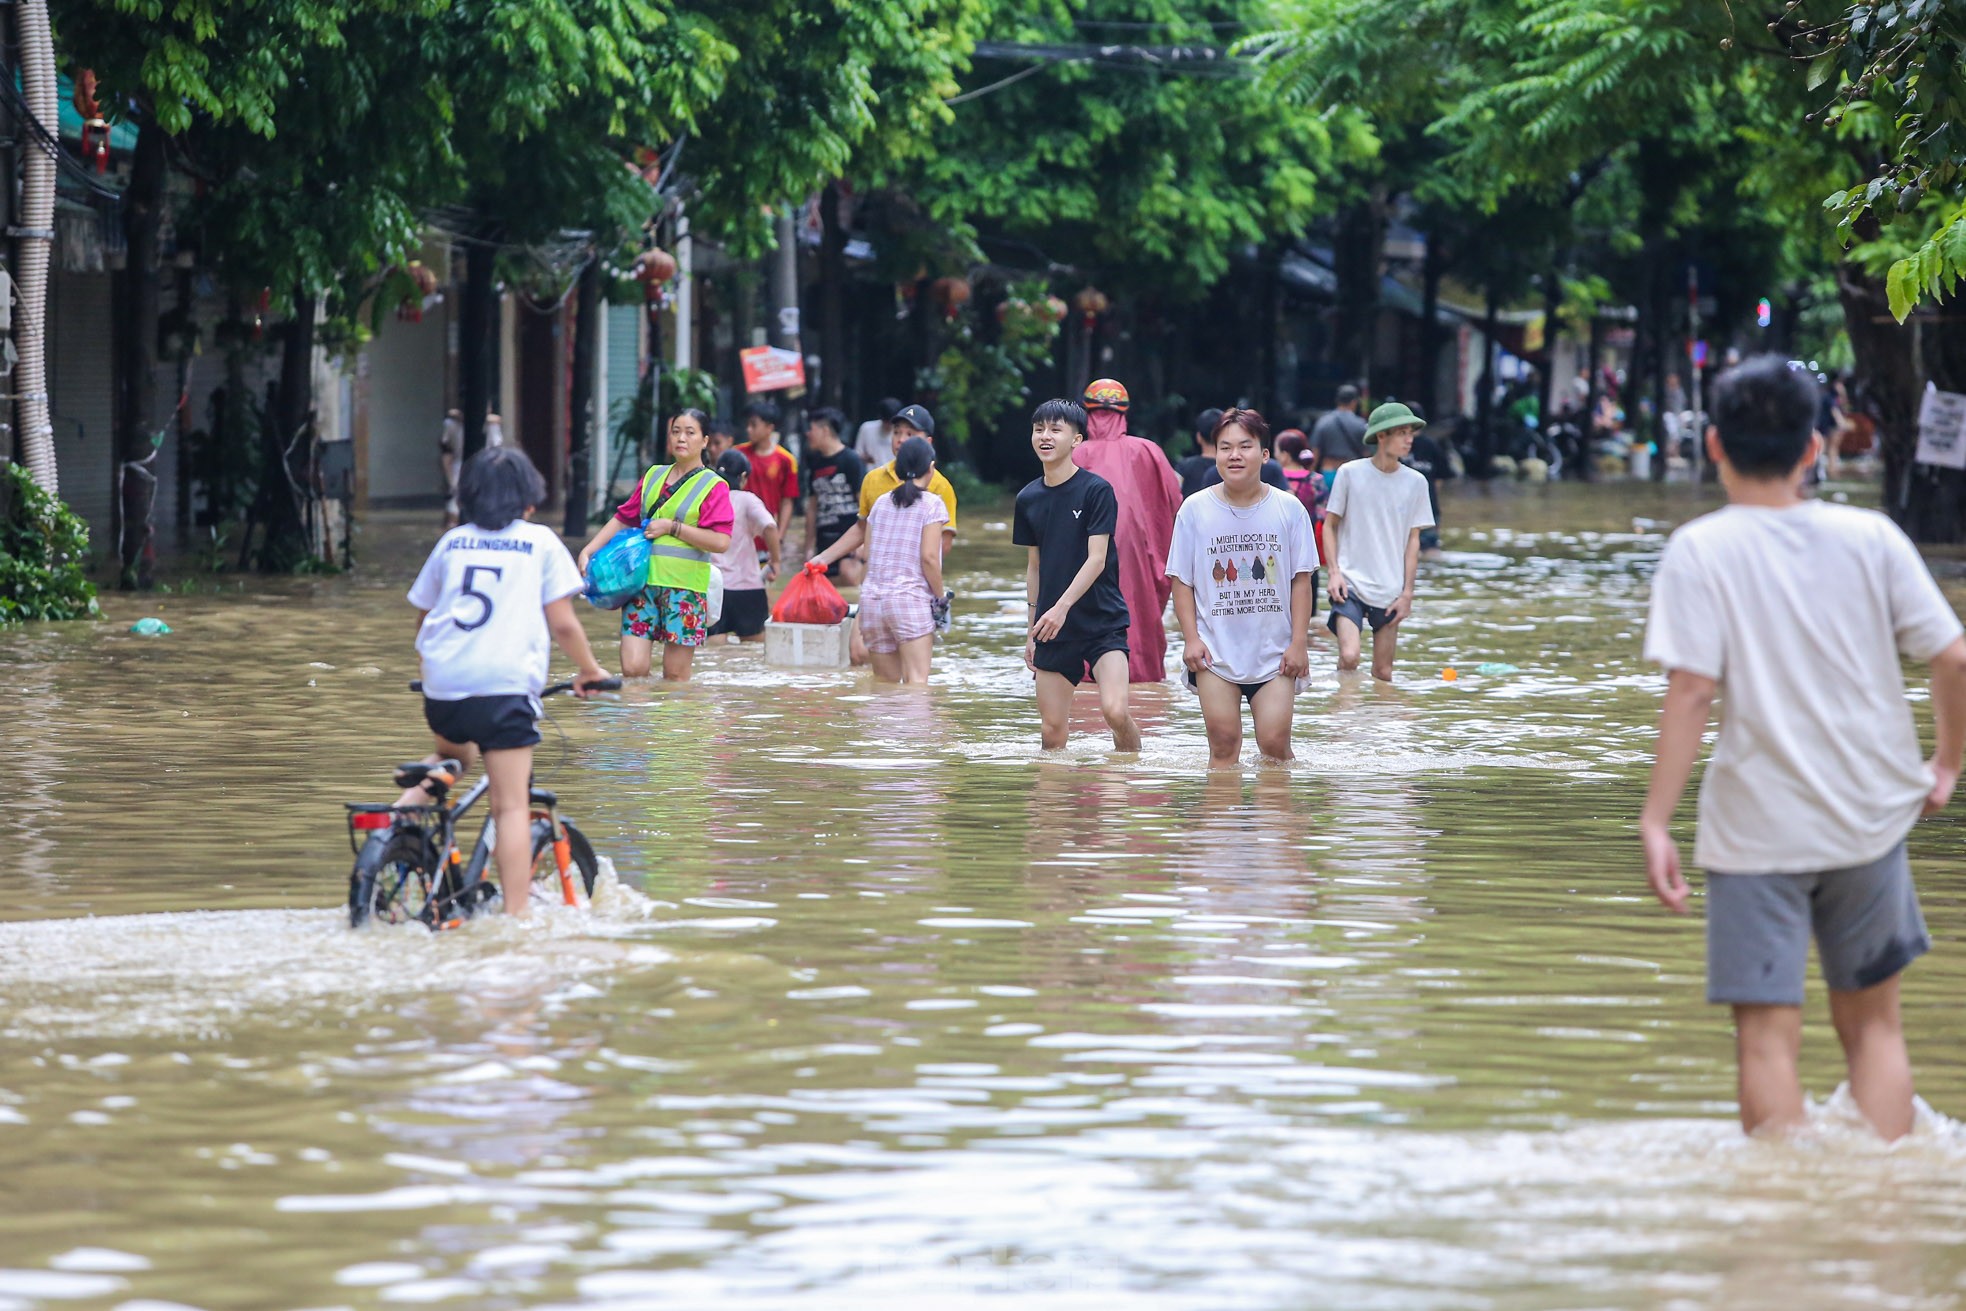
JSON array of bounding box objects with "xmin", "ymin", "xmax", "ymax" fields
[{"xmin": 1641, "ymin": 354, "xmax": 1966, "ymax": 1141}]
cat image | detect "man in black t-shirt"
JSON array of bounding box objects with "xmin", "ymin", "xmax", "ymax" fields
[
  {"xmin": 1175, "ymin": 407, "xmax": 1225, "ymax": 499},
  {"xmin": 801, "ymin": 407, "xmax": 867, "ymax": 583},
  {"xmin": 1012, "ymin": 398, "xmax": 1141, "ymax": 752}
]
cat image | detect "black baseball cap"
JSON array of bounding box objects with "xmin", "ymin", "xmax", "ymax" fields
[{"xmin": 891, "ymin": 403, "xmax": 936, "ymax": 437}]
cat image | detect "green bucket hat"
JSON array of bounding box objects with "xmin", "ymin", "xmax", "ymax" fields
[{"xmin": 1364, "ymin": 401, "xmax": 1426, "ymax": 444}]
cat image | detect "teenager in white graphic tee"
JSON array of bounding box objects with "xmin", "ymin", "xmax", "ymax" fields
[
  {"xmin": 401, "ymin": 447, "xmax": 609, "ymax": 916},
  {"xmin": 1168, "ymin": 409, "xmax": 1316, "ymax": 767}
]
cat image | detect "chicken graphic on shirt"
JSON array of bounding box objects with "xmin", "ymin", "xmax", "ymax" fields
[
  {"xmin": 1225, "ymin": 558, "xmax": 1238, "ymax": 583},
  {"xmin": 1212, "ymin": 557, "xmax": 1226, "ymax": 583},
  {"xmin": 1267, "ymin": 553, "xmax": 1280, "ymax": 584},
  {"xmin": 1250, "ymin": 555, "xmax": 1267, "ymax": 582}
]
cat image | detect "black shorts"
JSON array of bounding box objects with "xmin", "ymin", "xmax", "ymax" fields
[
  {"xmin": 423, "ymin": 694, "xmax": 540, "ymax": 751},
  {"xmin": 1326, "ymin": 592, "xmax": 1398, "ymax": 635},
  {"xmin": 710, "ymin": 587, "xmax": 769, "ymax": 638},
  {"xmin": 1186, "ymin": 670, "xmax": 1272, "ymax": 703},
  {"xmin": 1033, "ymin": 629, "xmax": 1129, "ymax": 686}
]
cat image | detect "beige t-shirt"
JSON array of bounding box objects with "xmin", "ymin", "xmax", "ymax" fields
[{"xmin": 1644, "ymin": 501, "xmax": 1963, "ymax": 873}]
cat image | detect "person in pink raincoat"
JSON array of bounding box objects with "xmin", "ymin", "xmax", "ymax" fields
[{"xmin": 1072, "ymin": 378, "xmax": 1183, "ymax": 682}]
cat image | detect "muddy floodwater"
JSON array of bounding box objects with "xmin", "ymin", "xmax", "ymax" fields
[{"xmin": 4, "ymin": 481, "xmax": 1965, "ymax": 1310}]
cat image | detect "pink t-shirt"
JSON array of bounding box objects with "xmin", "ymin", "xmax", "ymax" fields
[
  {"xmin": 716, "ymin": 490, "xmax": 776, "ymax": 591},
  {"xmin": 613, "ymin": 467, "xmax": 736, "ymax": 538}
]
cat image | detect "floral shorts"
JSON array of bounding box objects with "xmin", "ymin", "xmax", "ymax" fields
[{"xmin": 622, "ymin": 585, "xmax": 708, "ymax": 647}]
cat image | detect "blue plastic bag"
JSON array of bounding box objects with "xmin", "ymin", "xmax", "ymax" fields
[{"xmin": 583, "ymin": 528, "xmax": 651, "ymax": 610}]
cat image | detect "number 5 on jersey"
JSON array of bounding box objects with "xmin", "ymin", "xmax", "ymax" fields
[{"xmin": 457, "ymin": 565, "xmax": 502, "ymax": 631}]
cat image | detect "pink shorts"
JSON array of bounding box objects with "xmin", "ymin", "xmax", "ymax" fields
[{"xmin": 858, "ymin": 589, "xmax": 934, "ymax": 654}]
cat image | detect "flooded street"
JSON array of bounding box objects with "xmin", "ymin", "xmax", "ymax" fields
[{"xmin": 4, "ymin": 481, "xmax": 1965, "ymax": 1310}]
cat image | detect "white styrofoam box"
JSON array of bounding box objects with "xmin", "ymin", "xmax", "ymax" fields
[{"xmin": 764, "ymin": 620, "xmax": 852, "ymax": 669}]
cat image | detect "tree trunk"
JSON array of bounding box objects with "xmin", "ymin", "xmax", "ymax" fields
[
  {"xmin": 460, "ymin": 243, "xmax": 495, "ymax": 456},
  {"xmin": 114, "ymin": 122, "xmax": 168, "ymax": 589},
  {"xmin": 1332, "ymin": 188, "xmax": 1388, "ymax": 392},
  {"xmin": 257, "ymin": 291, "xmax": 315, "ymax": 572},
  {"xmin": 1418, "ymin": 235, "xmax": 1444, "ymax": 420},
  {"xmin": 1472, "ymin": 290, "xmax": 1499, "ymax": 478},
  {"xmin": 1839, "ymin": 260, "xmax": 1956, "ymax": 539},
  {"xmin": 564, "ymin": 258, "xmax": 600, "ymax": 537},
  {"xmin": 1583, "ymin": 312, "xmax": 1603, "ymax": 483},
  {"xmin": 819, "ymin": 182, "xmax": 846, "ymax": 409},
  {"xmin": 1537, "ymin": 270, "xmax": 1561, "ymax": 431}
]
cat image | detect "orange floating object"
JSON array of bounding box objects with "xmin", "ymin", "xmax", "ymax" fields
[{"xmin": 1442, "ymin": 667, "xmax": 1459, "ymax": 681}]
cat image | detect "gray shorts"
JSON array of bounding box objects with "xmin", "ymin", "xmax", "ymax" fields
[{"xmin": 1706, "ymin": 842, "xmax": 1928, "ymax": 1006}]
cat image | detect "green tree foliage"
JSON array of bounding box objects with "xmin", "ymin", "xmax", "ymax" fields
[
  {"xmin": 1797, "ymin": 1, "xmax": 1966, "ymax": 319},
  {"xmin": 899, "ymin": 0, "xmax": 1373, "ymax": 298},
  {"xmin": 0, "ymin": 463, "xmax": 100, "ymax": 625}
]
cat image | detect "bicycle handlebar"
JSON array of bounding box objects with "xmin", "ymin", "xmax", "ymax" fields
[{"xmin": 408, "ymin": 678, "xmax": 622, "ymax": 696}]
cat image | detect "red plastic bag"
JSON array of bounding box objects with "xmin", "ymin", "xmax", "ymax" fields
[{"xmin": 771, "ymin": 561, "xmax": 850, "ymax": 625}]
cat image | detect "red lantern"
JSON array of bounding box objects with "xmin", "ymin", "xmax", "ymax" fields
[
  {"xmin": 74, "ymin": 70, "xmax": 109, "ymax": 173},
  {"xmin": 637, "ymin": 247, "xmax": 678, "ymax": 285},
  {"xmin": 930, "ymin": 276, "xmax": 972, "ymax": 319},
  {"xmin": 1072, "ymin": 286, "xmax": 1110, "ymax": 324},
  {"xmin": 1039, "ymin": 295, "xmax": 1068, "ymax": 325},
  {"xmin": 408, "ymin": 261, "xmax": 438, "ymax": 299}
]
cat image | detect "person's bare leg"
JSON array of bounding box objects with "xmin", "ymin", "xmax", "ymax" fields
[
  {"xmin": 1194, "ymin": 669, "xmax": 1245, "ymax": 768},
  {"xmin": 1034, "ymin": 670, "xmax": 1075, "ymax": 750},
  {"xmin": 1734, "ymin": 1003, "xmax": 1808, "ymax": 1137},
  {"xmin": 1249, "ymin": 677, "xmax": 1297, "ymax": 763},
  {"xmin": 868, "ymin": 648, "xmax": 903, "ymax": 683},
  {"xmin": 661, "ymin": 642, "xmax": 695, "ymax": 682},
  {"xmin": 481, "ymin": 746, "xmax": 536, "ymax": 916},
  {"xmin": 896, "ymin": 633, "xmax": 933, "ymax": 684},
  {"xmin": 1829, "ymin": 975, "xmax": 1915, "ymax": 1140},
  {"xmin": 1089, "ymin": 651, "xmax": 1141, "ymax": 751},
  {"xmin": 1333, "ymin": 617, "xmax": 1363, "ymax": 673},
  {"xmin": 836, "ymin": 556, "xmax": 866, "ymax": 587},
  {"xmin": 1371, "ymin": 621, "xmax": 1400, "ymax": 683},
  {"xmin": 620, "ymin": 634, "xmax": 654, "ymax": 679},
  {"xmin": 395, "ymin": 735, "xmax": 478, "ymax": 807},
  {"xmin": 849, "ymin": 616, "xmax": 870, "ymax": 666}
]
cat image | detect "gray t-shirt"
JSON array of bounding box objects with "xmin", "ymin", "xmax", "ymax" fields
[{"xmin": 1311, "ymin": 408, "xmax": 1369, "ymax": 464}]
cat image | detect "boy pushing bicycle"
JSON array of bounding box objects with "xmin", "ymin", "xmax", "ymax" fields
[{"xmin": 401, "ymin": 446, "xmax": 610, "ymax": 915}]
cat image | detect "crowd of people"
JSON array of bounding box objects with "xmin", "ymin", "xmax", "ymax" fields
[
  {"xmin": 393, "ymin": 356, "xmax": 1966, "ymax": 1149},
  {"xmin": 555, "ymin": 378, "xmax": 1441, "ymax": 769}
]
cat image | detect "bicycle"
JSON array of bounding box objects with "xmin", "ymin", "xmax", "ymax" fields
[{"xmin": 343, "ymin": 677, "xmax": 620, "ymax": 929}]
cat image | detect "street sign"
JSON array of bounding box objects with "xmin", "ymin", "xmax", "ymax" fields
[
  {"xmin": 740, "ymin": 345, "xmax": 806, "ymax": 393},
  {"xmin": 1915, "ymin": 383, "xmax": 1966, "ymax": 470}
]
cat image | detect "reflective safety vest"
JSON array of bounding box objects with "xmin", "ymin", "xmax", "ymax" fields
[{"xmin": 638, "ymin": 464, "xmax": 721, "ymax": 593}]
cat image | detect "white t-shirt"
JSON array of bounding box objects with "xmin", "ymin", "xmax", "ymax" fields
[
  {"xmin": 1167, "ymin": 486, "xmax": 1318, "ymax": 684},
  {"xmin": 855, "ymin": 419, "xmax": 893, "ymax": 468},
  {"xmin": 1645, "ymin": 501, "xmax": 1963, "ymax": 874},
  {"xmin": 717, "ymin": 489, "xmax": 776, "ymax": 591},
  {"xmin": 408, "ymin": 519, "xmax": 585, "ymax": 702},
  {"xmin": 1325, "ymin": 458, "xmax": 1435, "ymax": 606}
]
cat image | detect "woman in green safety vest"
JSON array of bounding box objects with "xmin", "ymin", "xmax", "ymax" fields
[{"xmin": 577, "ymin": 408, "xmax": 737, "ymax": 682}]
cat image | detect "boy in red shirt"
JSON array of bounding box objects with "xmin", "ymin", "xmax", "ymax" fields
[{"xmin": 740, "ymin": 399, "xmax": 801, "ymax": 561}]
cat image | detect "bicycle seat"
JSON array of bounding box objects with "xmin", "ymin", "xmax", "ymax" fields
[
  {"xmin": 394, "ymin": 760, "xmax": 463, "ymax": 794},
  {"xmin": 528, "ymin": 787, "xmax": 558, "ymax": 807}
]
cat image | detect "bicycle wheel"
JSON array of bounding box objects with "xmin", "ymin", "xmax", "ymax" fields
[
  {"xmin": 527, "ymin": 817, "xmax": 601, "ymax": 906},
  {"xmin": 348, "ymin": 827, "xmax": 441, "ymax": 929}
]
